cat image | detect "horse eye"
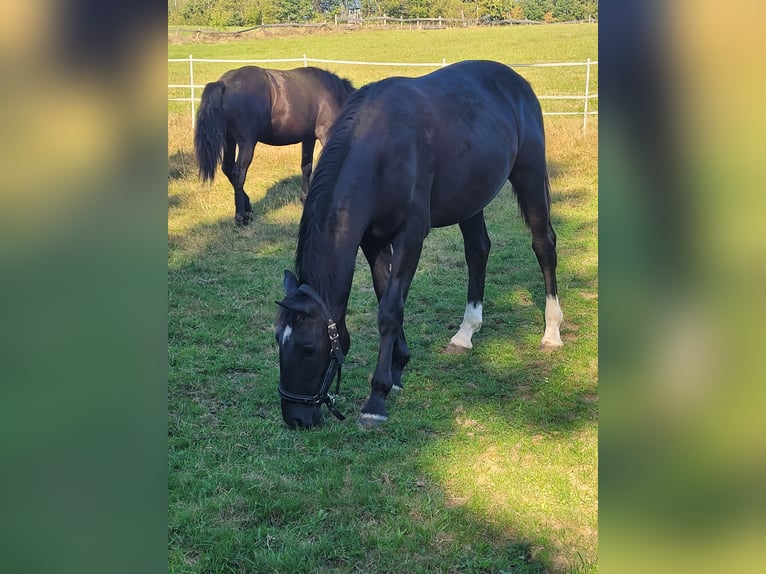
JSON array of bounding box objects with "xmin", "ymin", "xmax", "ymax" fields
[{"xmin": 302, "ymin": 345, "xmax": 316, "ymax": 357}]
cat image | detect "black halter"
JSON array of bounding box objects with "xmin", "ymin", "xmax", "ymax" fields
[{"xmin": 278, "ymin": 284, "xmax": 346, "ymax": 421}]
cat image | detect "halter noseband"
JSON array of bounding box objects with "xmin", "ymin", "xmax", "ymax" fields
[{"xmin": 278, "ymin": 284, "xmax": 346, "ymax": 421}]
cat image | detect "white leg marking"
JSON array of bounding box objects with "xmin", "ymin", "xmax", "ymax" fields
[
  {"xmin": 281, "ymin": 324, "xmax": 293, "ymax": 346},
  {"xmin": 449, "ymin": 302, "xmax": 483, "ymax": 349},
  {"xmin": 541, "ymin": 295, "xmax": 564, "ymax": 348},
  {"xmin": 359, "ymin": 413, "xmax": 388, "ymax": 422}
]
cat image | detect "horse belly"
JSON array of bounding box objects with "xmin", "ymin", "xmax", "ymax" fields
[
  {"xmin": 266, "ymin": 103, "xmax": 315, "ymax": 145},
  {"xmin": 429, "ymin": 158, "xmax": 512, "ymax": 227},
  {"xmin": 427, "ymin": 116, "xmax": 517, "ymax": 227},
  {"xmin": 260, "ymin": 123, "xmax": 314, "ymax": 146}
]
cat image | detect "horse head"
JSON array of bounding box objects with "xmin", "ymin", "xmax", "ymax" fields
[{"xmin": 275, "ymin": 270, "xmax": 348, "ymax": 429}]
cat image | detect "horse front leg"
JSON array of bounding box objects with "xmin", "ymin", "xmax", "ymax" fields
[
  {"xmin": 360, "ymin": 231, "xmax": 425, "ymax": 428},
  {"xmin": 361, "ymin": 238, "xmax": 411, "ymax": 392},
  {"xmin": 299, "ymin": 138, "xmax": 316, "ymax": 203}
]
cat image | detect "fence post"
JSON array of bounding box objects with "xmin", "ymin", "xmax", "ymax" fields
[
  {"xmin": 303, "ymin": 53, "xmax": 308, "ymax": 67},
  {"xmin": 189, "ymin": 54, "xmax": 196, "ymax": 130},
  {"xmin": 442, "ymin": 58, "xmax": 446, "ymax": 67},
  {"xmin": 582, "ymin": 57, "xmax": 591, "ymax": 135}
]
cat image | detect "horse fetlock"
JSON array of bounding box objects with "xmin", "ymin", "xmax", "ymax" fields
[
  {"xmin": 542, "ymin": 295, "xmax": 563, "ymax": 349},
  {"xmin": 358, "ymin": 412, "xmax": 388, "ymax": 429},
  {"xmin": 449, "ymin": 302, "xmax": 482, "ymax": 350},
  {"xmin": 362, "ymin": 391, "xmax": 388, "ymax": 418}
]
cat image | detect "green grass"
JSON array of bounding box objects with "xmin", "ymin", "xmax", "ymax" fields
[{"xmin": 169, "ymin": 24, "xmax": 597, "ymax": 574}]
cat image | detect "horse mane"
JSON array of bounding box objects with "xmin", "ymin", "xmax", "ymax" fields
[
  {"xmin": 327, "ymin": 72, "xmax": 354, "ymax": 101},
  {"xmin": 294, "ymin": 87, "xmax": 369, "ymax": 291},
  {"xmin": 304, "ymin": 66, "xmax": 355, "ymax": 101}
]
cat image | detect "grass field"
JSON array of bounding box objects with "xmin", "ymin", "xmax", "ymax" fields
[{"xmin": 169, "ymin": 24, "xmax": 598, "ymax": 573}]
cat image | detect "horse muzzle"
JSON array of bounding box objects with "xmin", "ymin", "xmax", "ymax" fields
[{"xmin": 281, "ymin": 399, "xmax": 323, "ymax": 429}]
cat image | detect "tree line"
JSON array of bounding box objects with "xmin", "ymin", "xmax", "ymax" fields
[{"xmin": 168, "ymin": 0, "xmax": 598, "ymax": 27}]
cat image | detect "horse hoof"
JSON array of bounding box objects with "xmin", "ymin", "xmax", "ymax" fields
[
  {"xmin": 235, "ymin": 212, "xmax": 253, "ymax": 226},
  {"xmin": 541, "ymin": 338, "xmax": 564, "ymax": 351},
  {"xmin": 358, "ymin": 413, "xmax": 388, "ymax": 429},
  {"xmin": 445, "ymin": 343, "xmax": 470, "ymax": 355}
]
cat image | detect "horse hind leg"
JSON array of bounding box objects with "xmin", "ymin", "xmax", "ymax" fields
[
  {"xmin": 510, "ymin": 159, "xmax": 564, "ymax": 349},
  {"xmin": 448, "ymin": 211, "xmax": 491, "ymax": 353},
  {"xmin": 231, "ymin": 140, "xmax": 255, "ymax": 226},
  {"xmin": 221, "ymin": 132, "xmax": 236, "ymax": 186}
]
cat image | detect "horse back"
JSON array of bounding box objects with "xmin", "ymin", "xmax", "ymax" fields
[{"xmin": 340, "ymin": 61, "xmax": 544, "ymax": 228}]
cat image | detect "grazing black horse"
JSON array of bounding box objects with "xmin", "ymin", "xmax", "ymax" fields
[
  {"xmin": 275, "ymin": 60, "xmax": 563, "ymax": 429},
  {"xmin": 194, "ymin": 66, "xmax": 355, "ymax": 225}
]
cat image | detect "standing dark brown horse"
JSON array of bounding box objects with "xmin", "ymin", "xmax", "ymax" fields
[
  {"xmin": 194, "ymin": 66, "xmax": 355, "ymax": 225},
  {"xmin": 274, "ymin": 60, "xmax": 564, "ymax": 430}
]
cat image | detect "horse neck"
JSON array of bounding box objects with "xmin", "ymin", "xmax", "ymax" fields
[{"xmin": 295, "ymin": 218, "xmax": 361, "ymax": 324}]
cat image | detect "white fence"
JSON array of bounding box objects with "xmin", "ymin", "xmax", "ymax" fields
[{"xmin": 168, "ymin": 56, "xmax": 598, "ymax": 134}]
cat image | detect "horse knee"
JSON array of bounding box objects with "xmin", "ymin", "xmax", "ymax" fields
[{"xmin": 378, "ymin": 308, "xmax": 402, "ymax": 337}]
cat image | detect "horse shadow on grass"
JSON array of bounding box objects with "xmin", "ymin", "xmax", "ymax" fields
[{"xmin": 247, "ymin": 174, "xmax": 303, "ymax": 223}]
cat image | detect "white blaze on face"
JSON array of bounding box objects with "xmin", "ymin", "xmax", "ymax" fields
[
  {"xmin": 449, "ymin": 302, "xmax": 483, "ymax": 349},
  {"xmin": 541, "ymin": 295, "xmax": 564, "ymax": 348},
  {"xmin": 281, "ymin": 324, "xmax": 293, "ymax": 346}
]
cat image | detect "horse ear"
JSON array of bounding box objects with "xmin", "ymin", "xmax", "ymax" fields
[
  {"xmin": 283, "ymin": 270, "xmax": 299, "ymax": 294},
  {"xmin": 276, "ymin": 291, "xmax": 315, "ymax": 315}
]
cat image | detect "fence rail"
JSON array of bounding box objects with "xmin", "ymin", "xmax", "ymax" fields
[{"xmin": 168, "ymin": 56, "xmax": 598, "ymax": 134}]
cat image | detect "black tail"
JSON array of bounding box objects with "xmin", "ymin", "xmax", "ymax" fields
[{"xmin": 194, "ymin": 81, "xmax": 226, "ymax": 182}]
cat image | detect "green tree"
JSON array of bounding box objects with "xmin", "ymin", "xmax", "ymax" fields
[
  {"xmin": 518, "ymin": 0, "xmax": 552, "ymax": 21},
  {"xmin": 208, "ymin": 0, "xmax": 246, "ymax": 25},
  {"xmin": 180, "ymin": 0, "xmax": 215, "ymax": 25},
  {"xmin": 478, "ymin": 0, "xmax": 512, "ymax": 20},
  {"xmin": 278, "ymin": 0, "xmax": 316, "ymax": 21},
  {"xmin": 431, "ymin": 0, "xmax": 464, "ymax": 18}
]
